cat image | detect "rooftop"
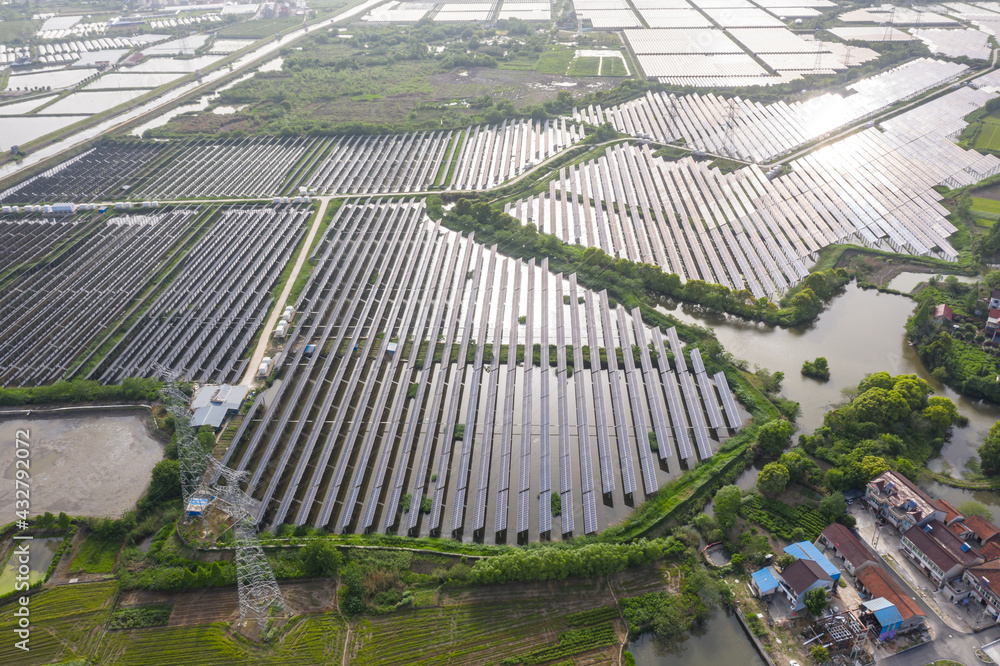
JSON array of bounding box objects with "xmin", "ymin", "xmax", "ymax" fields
[
  {"xmin": 751, "ymin": 566, "xmax": 780, "ymax": 593},
  {"xmin": 903, "ymin": 520, "xmax": 980, "ymax": 572},
  {"xmin": 862, "ymin": 597, "xmax": 904, "ymax": 627},
  {"xmin": 856, "ymin": 564, "xmax": 924, "ymax": 621},
  {"xmin": 190, "ymin": 383, "xmax": 249, "ymax": 429},
  {"xmin": 868, "ymin": 471, "xmax": 939, "ymax": 526},
  {"xmin": 781, "ymin": 558, "xmax": 832, "ymax": 596},
  {"xmin": 932, "ymin": 303, "xmax": 953, "ymax": 320},
  {"xmin": 965, "ymin": 515, "xmax": 1000, "ymax": 543},
  {"xmin": 969, "ymin": 559, "xmax": 1000, "ymax": 599},
  {"xmin": 820, "ymin": 523, "xmax": 876, "ymax": 568},
  {"xmin": 934, "ymin": 498, "xmax": 963, "ymax": 525}
]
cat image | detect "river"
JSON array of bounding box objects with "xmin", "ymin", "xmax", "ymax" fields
[{"xmin": 667, "ymin": 276, "xmax": 1000, "ymax": 512}]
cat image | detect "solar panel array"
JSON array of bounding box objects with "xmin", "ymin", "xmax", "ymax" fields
[
  {"xmin": 574, "ymin": 58, "xmax": 968, "ymax": 163},
  {"xmin": 506, "ymin": 118, "xmax": 987, "ymax": 300},
  {"xmin": 220, "ymin": 201, "xmax": 742, "ymax": 543},
  {"xmin": 449, "ymin": 118, "xmax": 584, "ymax": 190},
  {"xmin": 911, "ymin": 27, "xmax": 992, "ymax": 60}
]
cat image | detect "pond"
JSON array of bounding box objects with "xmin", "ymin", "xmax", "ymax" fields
[
  {"xmin": 666, "ymin": 282, "xmax": 1000, "ymax": 472},
  {"xmin": 886, "ymin": 270, "xmax": 981, "ymax": 293},
  {"xmin": 629, "ymin": 610, "xmax": 764, "ymax": 666},
  {"xmin": 0, "ymin": 411, "xmax": 164, "ymax": 518},
  {"xmin": 40, "ymin": 89, "xmax": 149, "ymax": 115},
  {"xmin": 0, "ymin": 116, "xmax": 89, "ymax": 151},
  {"xmin": 85, "ymin": 72, "xmax": 185, "ymax": 90},
  {"xmin": 5, "ymin": 67, "xmax": 98, "ymax": 91},
  {"xmin": 0, "ymin": 537, "xmax": 63, "ymax": 596}
]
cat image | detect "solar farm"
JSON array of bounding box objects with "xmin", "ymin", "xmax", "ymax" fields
[{"xmin": 6, "ymin": 0, "xmax": 1000, "ymax": 555}]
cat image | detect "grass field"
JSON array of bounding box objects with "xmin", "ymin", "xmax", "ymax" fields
[
  {"xmin": 568, "ymin": 57, "xmax": 601, "ymax": 76},
  {"xmin": 70, "ymin": 533, "xmax": 121, "ymax": 574},
  {"xmin": 975, "ymin": 118, "xmax": 1000, "ymax": 151},
  {"xmin": 0, "ymin": 19, "xmax": 40, "ymax": 44},
  {"xmin": 601, "ymin": 57, "xmax": 629, "ymax": 76},
  {"xmin": 535, "ymin": 46, "xmax": 576, "ymax": 75},
  {"xmin": 971, "ymin": 196, "xmax": 1000, "ymax": 217}
]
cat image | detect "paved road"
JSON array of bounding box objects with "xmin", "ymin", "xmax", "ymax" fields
[
  {"xmin": 239, "ymin": 196, "xmax": 331, "ymax": 386},
  {"xmin": 847, "ymin": 503, "xmax": 1000, "ymax": 665}
]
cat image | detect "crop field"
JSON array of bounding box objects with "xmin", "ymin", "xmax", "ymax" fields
[
  {"xmin": 975, "ymin": 121, "xmax": 1000, "ymax": 152},
  {"xmin": 0, "ymin": 581, "xmax": 117, "ymax": 664},
  {"xmin": 0, "ymin": 208, "xmax": 198, "ymax": 386},
  {"xmin": 568, "ymin": 57, "xmax": 601, "ymax": 76},
  {"xmin": 351, "ymin": 601, "xmax": 619, "ymax": 664},
  {"xmin": 219, "ymin": 200, "xmax": 742, "ymax": 544},
  {"xmin": 90, "ymin": 204, "xmax": 312, "ymax": 384}
]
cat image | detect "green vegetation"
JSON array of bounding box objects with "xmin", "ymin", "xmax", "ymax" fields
[
  {"xmin": 602, "ymin": 58, "xmax": 629, "ymax": 76},
  {"xmin": 535, "ymin": 46, "xmax": 577, "ymax": 75},
  {"xmin": 0, "ymin": 19, "xmax": 40, "ymax": 45},
  {"xmin": 567, "ymin": 57, "xmax": 601, "ymax": 76},
  {"xmin": 908, "ymin": 284, "xmax": 1000, "ymax": 403},
  {"xmin": 619, "ymin": 568, "xmax": 729, "ymax": 639},
  {"xmin": 0, "ymin": 377, "xmax": 160, "ymax": 406},
  {"xmin": 467, "ymin": 539, "xmax": 668, "ymax": 584},
  {"xmin": 107, "ymin": 605, "xmax": 173, "ymax": 630},
  {"xmin": 804, "ymin": 587, "xmax": 828, "ymax": 616},
  {"xmin": 801, "ymin": 357, "xmax": 830, "ymax": 381},
  {"xmin": 550, "ymin": 491, "xmax": 562, "ymax": 517},
  {"xmin": 801, "ymin": 372, "xmax": 964, "ymax": 488},
  {"xmin": 500, "ymin": 624, "xmax": 617, "ymax": 664},
  {"xmin": 738, "ymin": 495, "xmax": 830, "ymax": 542},
  {"xmin": 70, "ymin": 533, "xmax": 120, "ymax": 574}
]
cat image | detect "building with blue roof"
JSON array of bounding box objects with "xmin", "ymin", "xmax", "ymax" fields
[
  {"xmin": 751, "ymin": 566, "xmax": 780, "ymax": 598},
  {"xmin": 860, "ymin": 597, "xmax": 903, "ymax": 640},
  {"xmin": 784, "ymin": 541, "xmax": 841, "ymax": 582}
]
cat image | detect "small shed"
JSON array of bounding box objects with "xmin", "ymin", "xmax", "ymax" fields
[
  {"xmin": 186, "ymin": 496, "xmax": 209, "ymax": 517},
  {"xmin": 861, "ymin": 597, "xmax": 903, "ymax": 641},
  {"xmin": 751, "ymin": 566, "xmax": 780, "ymax": 598},
  {"xmin": 931, "ymin": 304, "xmax": 953, "ymax": 323}
]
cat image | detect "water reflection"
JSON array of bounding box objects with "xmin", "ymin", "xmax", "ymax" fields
[
  {"xmin": 664, "ymin": 282, "xmax": 1000, "ymax": 473},
  {"xmin": 629, "ymin": 610, "xmax": 764, "ymax": 666}
]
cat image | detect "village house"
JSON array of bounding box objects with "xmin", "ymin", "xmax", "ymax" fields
[
  {"xmin": 817, "ymin": 523, "xmax": 876, "ymax": 575},
  {"xmin": 777, "ymin": 559, "xmax": 835, "ymax": 612},
  {"xmin": 901, "ymin": 520, "xmax": 983, "ymax": 588},
  {"xmin": 854, "ymin": 562, "xmax": 926, "ymax": 634},
  {"xmin": 865, "ymin": 471, "xmax": 944, "ymax": 534}
]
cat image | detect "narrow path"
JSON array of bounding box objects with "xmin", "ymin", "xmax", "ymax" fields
[
  {"xmin": 240, "ymin": 196, "xmax": 331, "ymax": 386},
  {"xmin": 608, "ymin": 574, "xmax": 629, "ymax": 666}
]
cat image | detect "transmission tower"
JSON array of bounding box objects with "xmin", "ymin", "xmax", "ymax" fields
[
  {"xmin": 724, "ymin": 98, "xmax": 738, "ymax": 160},
  {"xmin": 155, "ymin": 364, "xmax": 209, "ymax": 507},
  {"xmin": 883, "ymin": 6, "xmax": 896, "ymax": 42},
  {"xmin": 210, "ymin": 460, "xmax": 289, "ymax": 626}
]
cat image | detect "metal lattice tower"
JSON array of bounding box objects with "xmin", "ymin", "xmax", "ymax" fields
[
  {"xmin": 210, "ymin": 461, "xmax": 288, "ymax": 625},
  {"xmin": 883, "ymin": 6, "xmax": 896, "ymax": 41},
  {"xmin": 724, "ymin": 99, "xmax": 738, "ymax": 159},
  {"xmin": 154, "ymin": 364, "xmax": 209, "ymax": 506}
]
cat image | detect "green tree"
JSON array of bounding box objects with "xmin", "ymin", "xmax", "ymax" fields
[
  {"xmin": 811, "ymin": 645, "xmax": 830, "ymax": 663},
  {"xmin": 57, "ymin": 512, "xmax": 70, "ymax": 530},
  {"xmin": 859, "ymin": 455, "xmax": 890, "ymax": 481},
  {"xmin": 148, "ymin": 459, "xmax": 181, "ymax": 501},
  {"xmin": 713, "ymin": 485, "xmax": 743, "ymax": 531},
  {"xmin": 804, "ymin": 587, "xmax": 828, "ymax": 616},
  {"xmin": 980, "ymin": 420, "xmax": 1000, "ymax": 476},
  {"xmin": 959, "ymin": 500, "xmax": 994, "ymax": 522},
  {"xmin": 301, "ymin": 540, "xmax": 343, "ymax": 577},
  {"xmin": 819, "ymin": 492, "xmax": 847, "ymax": 519},
  {"xmin": 775, "ymin": 553, "xmax": 796, "ymax": 569},
  {"xmin": 756, "ymin": 419, "xmax": 795, "ymax": 457},
  {"xmin": 758, "ymin": 463, "xmax": 790, "ymax": 496}
]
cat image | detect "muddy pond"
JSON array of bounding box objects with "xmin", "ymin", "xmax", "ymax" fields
[{"xmin": 0, "ymin": 410, "xmax": 164, "ymax": 518}]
